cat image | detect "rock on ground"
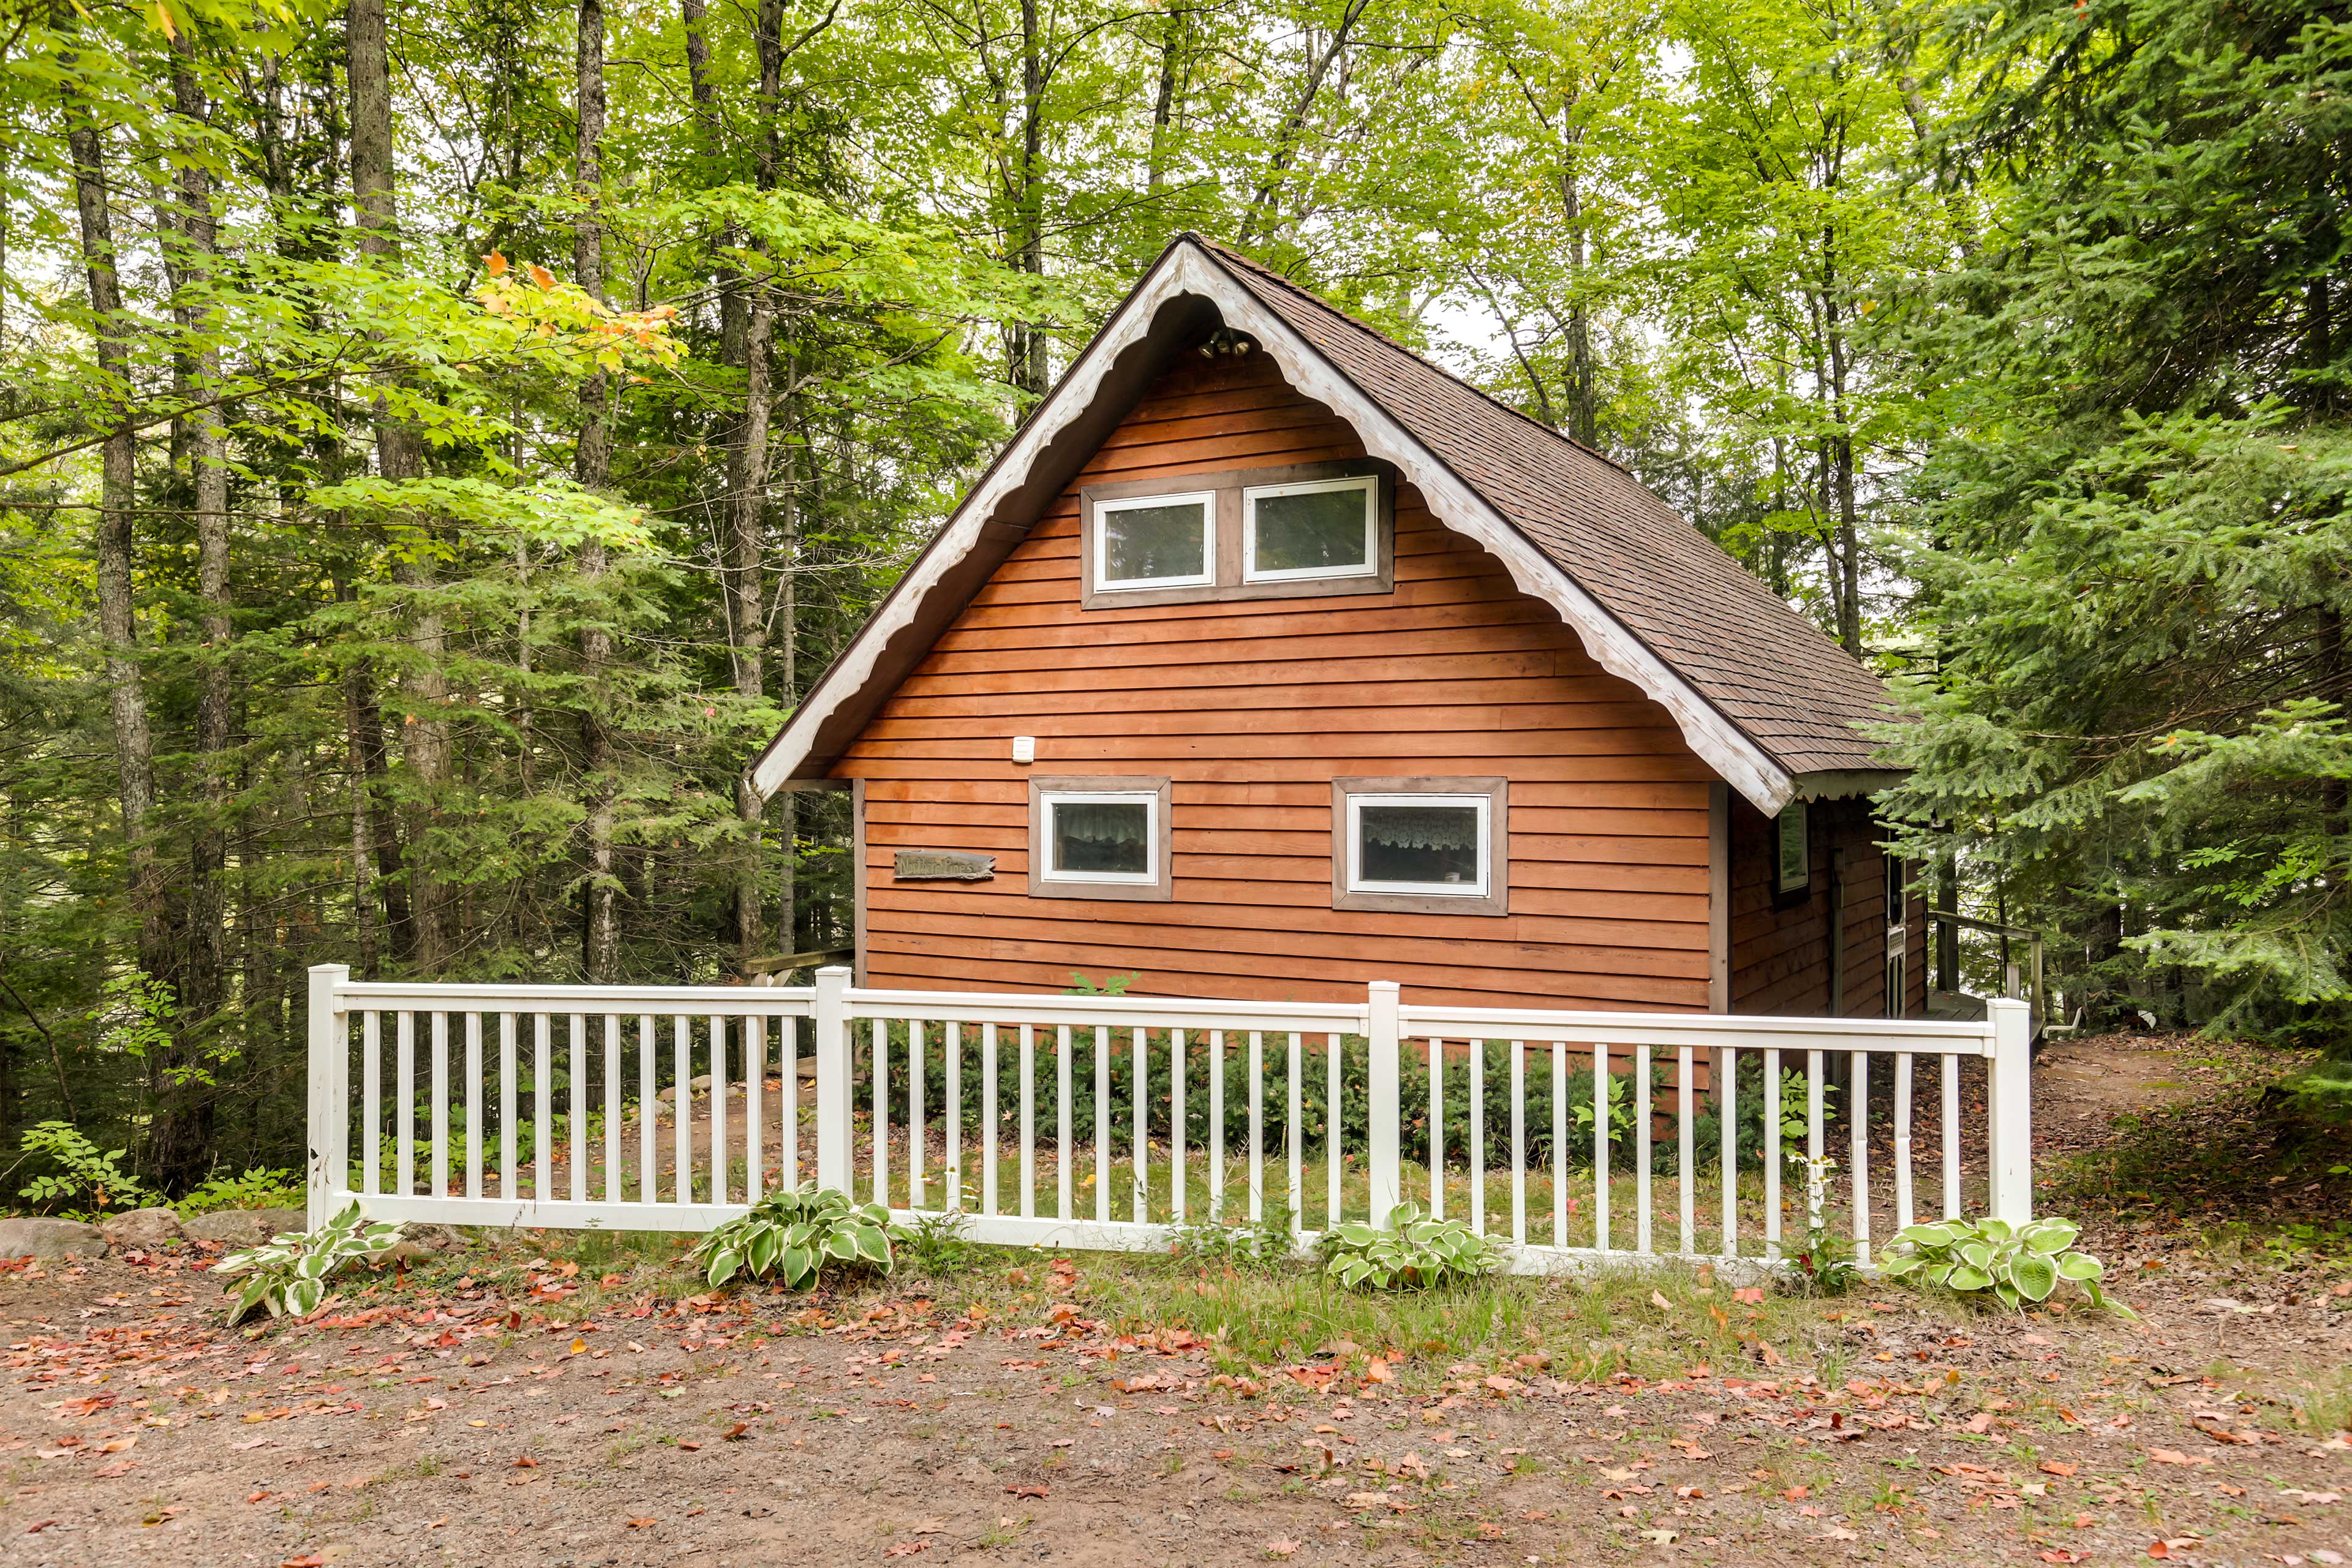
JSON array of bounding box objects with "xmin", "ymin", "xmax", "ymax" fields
[
  {"xmin": 178, "ymin": 1207, "xmax": 309, "ymax": 1246},
  {"xmin": 99, "ymin": 1207, "xmax": 183, "ymax": 1250},
  {"xmin": 0, "ymin": 1216, "xmax": 104, "ymax": 1259}
]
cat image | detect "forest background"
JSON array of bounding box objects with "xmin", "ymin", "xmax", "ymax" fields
[{"xmin": 2, "ymin": 0, "xmax": 2347, "ymax": 1193}]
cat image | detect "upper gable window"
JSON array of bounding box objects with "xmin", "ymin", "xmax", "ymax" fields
[
  {"xmin": 1077, "ymin": 459, "xmax": 1393, "ymax": 609},
  {"xmin": 1243, "ymin": 475, "xmax": 1378, "ymax": 582},
  {"xmin": 1094, "ymin": 491, "xmax": 1215, "ymax": 591}
]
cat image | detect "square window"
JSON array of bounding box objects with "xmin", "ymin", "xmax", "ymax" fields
[
  {"xmin": 1331, "ymin": 778, "xmax": 1508, "ymax": 914},
  {"xmin": 1776, "ymin": 802, "xmax": 1810, "ymax": 894},
  {"xmin": 1093, "ymin": 492, "xmax": 1213, "ymax": 590},
  {"xmin": 1045, "ymin": 794, "xmax": 1154, "ymax": 881},
  {"xmin": 1243, "ymin": 476, "xmax": 1377, "ymax": 581},
  {"xmin": 1028, "ymin": 777, "xmax": 1174, "ymax": 901}
]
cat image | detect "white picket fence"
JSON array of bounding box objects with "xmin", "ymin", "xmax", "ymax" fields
[{"xmin": 305, "ymin": 965, "xmax": 2033, "ymax": 1270}]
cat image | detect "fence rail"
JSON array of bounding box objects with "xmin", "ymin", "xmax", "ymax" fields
[{"xmin": 306, "ymin": 965, "xmax": 2033, "ymax": 1270}]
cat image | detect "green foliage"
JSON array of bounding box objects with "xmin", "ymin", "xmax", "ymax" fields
[
  {"xmin": 688, "ymin": 1185, "xmax": 907, "ymax": 1290},
  {"xmin": 1782, "ymin": 1224, "xmax": 1860, "ymax": 1298},
  {"xmin": 13, "ymin": 1121, "xmax": 155, "ymax": 1218},
  {"xmin": 1321, "ymin": 1201, "xmax": 1499, "ymax": 1291},
  {"xmin": 902, "ymin": 1210, "xmax": 976, "ymax": 1276},
  {"xmin": 175, "ymin": 1169, "xmax": 304, "ymax": 1216},
  {"xmin": 1167, "ymin": 1208, "xmax": 1297, "ymax": 1274},
  {"xmin": 873, "ymin": 1025, "xmax": 1683, "ymax": 1174},
  {"xmin": 214, "ymin": 1203, "xmax": 405, "ymax": 1325},
  {"xmin": 1877, "ymin": 1216, "xmax": 2130, "ymax": 1316}
]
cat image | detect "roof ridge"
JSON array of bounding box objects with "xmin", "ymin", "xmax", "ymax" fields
[{"xmin": 1178, "ymin": 233, "xmax": 1638, "ymax": 481}]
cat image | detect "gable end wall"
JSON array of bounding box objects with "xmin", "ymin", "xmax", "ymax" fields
[{"xmin": 829, "ymin": 349, "xmax": 1721, "ymax": 1010}]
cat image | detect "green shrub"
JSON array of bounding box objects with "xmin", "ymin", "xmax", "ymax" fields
[
  {"xmin": 177, "ymin": 1168, "xmax": 303, "ymax": 1216},
  {"xmin": 867, "ymin": 1025, "xmax": 1706, "ymax": 1174},
  {"xmin": 1167, "ymin": 1208, "xmax": 1297, "ymax": 1273},
  {"xmin": 1878, "ymin": 1216, "xmax": 2130, "ymax": 1315},
  {"xmin": 1321, "ymin": 1200, "xmax": 1499, "ymax": 1290},
  {"xmin": 13, "ymin": 1121, "xmax": 156, "ymax": 1218},
  {"xmin": 689, "ymin": 1184, "xmax": 906, "ymax": 1289},
  {"xmin": 214, "ymin": 1202, "xmax": 404, "ymax": 1324}
]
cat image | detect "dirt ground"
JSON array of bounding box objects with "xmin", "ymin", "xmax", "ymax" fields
[{"xmin": 0, "ymin": 1034, "xmax": 2346, "ymax": 1568}]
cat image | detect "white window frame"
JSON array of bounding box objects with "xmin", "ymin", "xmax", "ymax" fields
[
  {"xmin": 1039, "ymin": 789, "xmax": 1161, "ymax": 886},
  {"xmin": 1344, "ymin": 791, "xmax": 1492, "ymax": 899},
  {"xmin": 1241, "ymin": 474, "xmax": 1379, "ymax": 583},
  {"xmin": 1090, "ymin": 489, "xmax": 1216, "ymax": 593}
]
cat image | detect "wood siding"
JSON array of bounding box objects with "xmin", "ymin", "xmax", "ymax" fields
[
  {"xmin": 1727, "ymin": 796, "xmax": 1928, "ymax": 1018},
  {"xmin": 831, "ymin": 348, "xmax": 1719, "ymax": 1010}
]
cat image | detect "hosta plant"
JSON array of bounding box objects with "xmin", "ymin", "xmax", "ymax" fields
[
  {"xmin": 1877, "ymin": 1216, "xmax": 2131, "ymax": 1316},
  {"xmin": 690, "ymin": 1185, "xmax": 907, "ymax": 1290},
  {"xmin": 1322, "ymin": 1201, "xmax": 1498, "ymax": 1291},
  {"xmin": 214, "ymin": 1202, "xmax": 404, "ymax": 1324}
]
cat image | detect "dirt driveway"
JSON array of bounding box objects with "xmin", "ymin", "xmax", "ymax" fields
[{"xmin": 0, "ymin": 1035, "xmax": 2344, "ymax": 1568}]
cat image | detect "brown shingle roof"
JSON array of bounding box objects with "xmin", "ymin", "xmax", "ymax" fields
[{"xmin": 1193, "ymin": 237, "xmax": 1894, "ymax": 779}]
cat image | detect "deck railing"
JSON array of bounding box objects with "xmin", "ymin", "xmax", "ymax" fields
[{"xmin": 305, "ymin": 965, "xmax": 2032, "ymax": 1268}]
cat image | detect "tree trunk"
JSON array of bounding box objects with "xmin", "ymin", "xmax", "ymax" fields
[
  {"xmin": 575, "ymin": 0, "xmax": 620, "ymax": 982},
  {"xmin": 62, "ymin": 36, "xmax": 173, "ymax": 1160},
  {"xmin": 160, "ymin": 36, "xmax": 231, "ymax": 1173},
  {"xmin": 1146, "ymin": 6, "xmax": 1185, "ymax": 194},
  {"xmin": 1008, "ymin": 0, "xmax": 1049, "ymax": 395},
  {"xmin": 347, "ymin": 0, "xmax": 453, "ymax": 968}
]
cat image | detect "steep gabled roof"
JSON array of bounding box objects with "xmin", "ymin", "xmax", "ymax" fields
[{"xmin": 750, "ymin": 236, "xmax": 1899, "ymax": 814}]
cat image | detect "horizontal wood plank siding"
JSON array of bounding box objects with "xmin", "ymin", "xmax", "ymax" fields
[
  {"xmin": 1728, "ymin": 795, "xmax": 1899, "ymax": 1018},
  {"xmin": 831, "ymin": 348, "xmax": 1714, "ymax": 1010}
]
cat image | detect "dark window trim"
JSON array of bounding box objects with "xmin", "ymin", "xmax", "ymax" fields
[
  {"xmin": 1027, "ymin": 775, "xmax": 1175, "ymax": 902},
  {"xmin": 1077, "ymin": 458, "xmax": 1395, "ymax": 609},
  {"xmin": 1772, "ymin": 799, "xmax": 1812, "ymax": 906},
  {"xmin": 1329, "ymin": 775, "xmax": 1509, "ymax": 917}
]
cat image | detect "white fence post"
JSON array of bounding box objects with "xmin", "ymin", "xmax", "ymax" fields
[
  {"xmin": 306, "ymin": 965, "xmax": 350, "ymax": 1233},
  {"xmin": 1986, "ymin": 998, "xmax": 2034, "ymax": 1224},
  {"xmin": 1366, "ymin": 980, "xmax": 1401, "ymax": 1227},
  {"xmin": 815, "ymin": 966, "xmax": 853, "ymax": 1193}
]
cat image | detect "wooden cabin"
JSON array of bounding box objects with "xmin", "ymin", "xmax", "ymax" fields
[{"xmin": 752, "ymin": 237, "xmax": 1924, "ymax": 1018}]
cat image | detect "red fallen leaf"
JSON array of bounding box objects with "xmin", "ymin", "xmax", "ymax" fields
[
  {"xmin": 1212, "ymin": 1449, "xmax": 1235, "ymax": 1461},
  {"xmin": 677, "ymin": 1441, "xmax": 702, "ymax": 1452},
  {"xmin": 283, "ymin": 1557, "xmax": 328, "ymax": 1568},
  {"xmin": 247, "ymin": 1491, "xmax": 271, "ymax": 1504},
  {"xmin": 722, "ymin": 1423, "xmax": 749, "ymax": 1441},
  {"xmin": 625, "ymin": 1518, "xmax": 656, "ymax": 1529},
  {"xmin": 1360, "ymin": 1358, "xmax": 1393, "ymax": 1384},
  {"xmin": 2147, "ymin": 1544, "xmax": 2168, "ymax": 1560},
  {"xmin": 92, "ymin": 1461, "xmax": 139, "ymax": 1478},
  {"xmin": 2040, "ymin": 1460, "xmax": 2078, "ymax": 1477},
  {"xmin": 2040, "ymin": 1553, "xmax": 2080, "ymax": 1564},
  {"xmin": 23, "ymin": 1521, "xmax": 57, "ymax": 1534},
  {"xmin": 511, "ymin": 1455, "xmax": 539, "ymax": 1469},
  {"xmin": 1964, "ymin": 1411, "xmax": 1998, "ymax": 1434},
  {"xmin": 883, "ymin": 1544, "xmax": 929, "ymax": 1559},
  {"xmin": 1005, "ymin": 1484, "xmax": 1048, "ymax": 1499}
]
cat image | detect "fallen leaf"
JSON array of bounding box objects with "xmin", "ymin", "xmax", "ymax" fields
[
  {"xmin": 722, "ymin": 1423, "xmax": 749, "ymax": 1441},
  {"xmin": 677, "ymin": 1441, "xmax": 701, "ymax": 1452},
  {"xmin": 2146, "ymin": 1449, "xmax": 2212, "ymax": 1468},
  {"xmin": 625, "ymin": 1517, "xmax": 656, "ymax": 1529},
  {"xmin": 1264, "ymin": 1540, "xmax": 1300, "ymax": 1558},
  {"xmin": 2040, "ymin": 1460, "xmax": 2078, "ymax": 1477},
  {"xmin": 883, "ymin": 1545, "xmax": 929, "ymax": 1560},
  {"xmin": 1360, "ymin": 1358, "xmax": 1392, "ymax": 1384},
  {"xmin": 1650, "ymin": 1290, "xmax": 1673, "ymax": 1310},
  {"xmin": 1006, "ymin": 1484, "xmax": 1047, "ymax": 1499}
]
